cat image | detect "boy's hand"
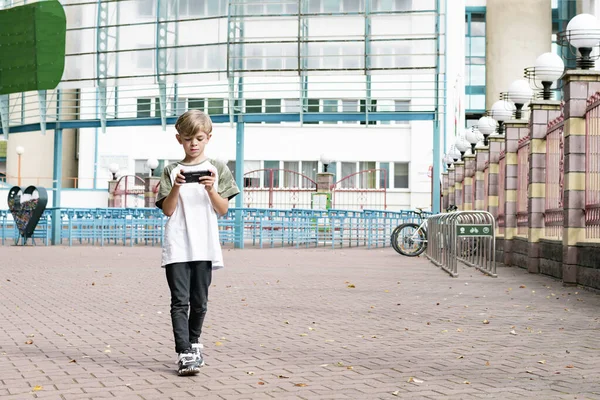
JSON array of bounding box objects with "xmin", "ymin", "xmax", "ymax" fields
[
  {"xmin": 199, "ymin": 169, "xmax": 216, "ymax": 192},
  {"xmin": 174, "ymin": 169, "xmax": 186, "ymax": 186}
]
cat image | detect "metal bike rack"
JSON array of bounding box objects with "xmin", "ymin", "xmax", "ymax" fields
[{"xmin": 426, "ymin": 211, "xmax": 496, "ymax": 278}]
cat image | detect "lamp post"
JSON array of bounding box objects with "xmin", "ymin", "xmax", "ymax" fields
[
  {"xmin": 320, "ymin": 153, "xmax": 333, "ymax": 173},
  {"xmin": 454, "ymin": 135, "xmax": 469, "ymax": 160},
  {"xmin": 490, "ymin": 100, "xmax": 515, "ymax": 136},
  {"xmin": 147, "ymin": 158, "xmax": 159, "ymax": 177},
  {"xmin": 477, "ymin": 116, "xmax": 497, "ymax": 146},
  {"xmin": 525, "ymin": 52, "xmax": 565, "ymax": 100},
  {"xmin": 109, "ymin": 163, "xmax": 119, "ymax": 181},
  {"xmin": 15, "ymin": 146, "xmax": 24, "ymax": 186},
  {"xmin": 563, "ymin": 13, "xmax": 600, "ymax": 69},
  {"xmin": 465, "ymin": 127, "xmax": 480, "ymax": 154},
  {"xmin": 508, "ymin": 79, "xmax": 534, "ymax": 120},
  {"xmin": 449, "ymin": 145, "xmax": 461, "ymax": 162}
]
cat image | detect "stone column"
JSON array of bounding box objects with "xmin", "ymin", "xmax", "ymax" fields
[
  {"xmin": 454, "ymin": 161, "xmax": 465, "ymax": 210},
  {"xmin": 527, "ymin": 101, "xmax": 563, "ymax": 274},
  {"xmin": 561, "ymin": 70, "xmax": 600, "ymax": 284},
  {"xmin": 475, "ymin": 145, "xmax": 489, "ymax": 211},
  {"xmin": 144, "ymin": 176, "xmax": 161, "ymax": 208},
  {"xmin": 503, "ymin": 120, "xmax": 529, "ymax": 267},
  {"xmin": 108, "ymin": 180, "xmax": 118, "ymax": 208},
  {"xmin": 317, "ymin": 172, "xmax": 334, "ymax": 192},
  {"xmin": 487, "ymin": 135, "xmax": 504, "ymax": 218},
  {"xmin": 448, "ymin": 165, "xmax": 456, "ymax": 208},
  {"xmin": 442, "ymin": 172, "xmax": 449, "ymax": 211},
  {"xmin": 463, "ymin": 154, "xmax": 476, "ymax": 211}
]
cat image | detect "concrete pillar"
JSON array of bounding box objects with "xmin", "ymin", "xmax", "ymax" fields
[
  {"xmin": 475, "ymin": 145, "xmax": 490, "ymax": 211},
  {"xmin": 108, "ymin": 180, "xmax": 118, "ymax": 208},
  {"xmin": 442, "ymin": 172, "xmax": 449, "ymax": 211},
  {"xmin": 454, "ymin": 161, "xmax": 465, "ymax": 210},
  {"xmin": 448, "ymin": 165, "xmax": 456, "ymax": 208},
  {"xmin": 561, "ymin": 71, "xmax": 600, "ymax": 284},
  {"xmin": 144, "ymin": 177, "xmax": 161, "ymax": 208},
  {"xmin": 486, "ymin": 0, "xmax": 552, "ymax": 110},
  {"xmin": 316, "ymin": 172, "xmax": 334, "ymax": 192},
  {"xmin": 487, "ymin": 135, "xmax": 504, "ymax": 219},
  {"xmin": 463, "ymin": 154, "xmax": 476, "ymax": 211},
  {"xmin": 503, "ymin": 120, "xmax": 529, "ymax": 267},
  {"xmin": 527, "ymin": 101, "xmax": 563, "ymax": 274}
]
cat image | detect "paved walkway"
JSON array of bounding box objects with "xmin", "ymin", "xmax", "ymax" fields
[{"xmin": 0, "ymin": 246, "xmax": 599, "ymax": 400}]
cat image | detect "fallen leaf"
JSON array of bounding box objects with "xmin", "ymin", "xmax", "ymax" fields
[
  {"xmin": 69, "ymin": 360, "xmax": 77, "ymax": 363},
  {"xmin": 277, "ymin": 375, "xmax": 289, "ymax": 378},
  {"xmin": 347, "ymin": 284, "xmax": 356, "ymax": 288},
  {"xmin": 257, "ymin": 381, "xmax": 265, "ymax": 385},
  {"xmin": 538, "ymin": 360, "xmax": 546, "ymax": 364},
  {"xmin": 483, "ymin": 320, "xmax": 490, "ymax": 324},
  {"xmin": 320, "ymin": 364, "xmax": 329, "ymax": 367},
  {"xmin": 392, "ymin": 391, "xmax": 400, "ymax": 396},
  {"xmin": 566, "ymin": 365, "xmax": 574, "ymax": 368},
  {"xmin": 92, "ymin": 282, "xmax": 95, "ymax": 286},
  {"xmin": 336, "ymin": 362, "xmax": 344, "ymax": 367},
  {"xmin": 25, "ymin": 340, "xmax": 33, "ymax": 345},
  {"xmin": 346, "ymin": 366, "xmax": 353, "ymax": 370},
  {"xmin": 519, "ymin": 285, "xmax": 526, "ymax": 288},
  {"xmin": 457, "ymin": 328, "xmax": 463, "ymax": 332},
  {"xmin": 104, "ymin": 349, "xmax": 111, "ymax": 353},
  {"xmin": 215, "ymin": 341, "xmax": 223, "ymax": 346},
  {"xmin": 299, "ymin": 333, "xmax": 308, "ymax": 337},
  {"xmin": 485, "ymin": 361, "xmax": 490, "ymax": 366},
  {"xmin": 246, "ymin": 371, "xmax": 254, "ymax": 375},
  {"xmin": 464, "ymin": 380, "xmax": 470, "ymax": 384},
  {"xmin": 28, "ymin": 334, "xmax": 35, "ymax": 338},
  {"xmin": 457, "ymin": 355, "xmax": 464, "ymax": 359},
  {"xmin": 407, "ymin": 377, "xmax": 423, "ymax": 384},
  {"xmin": 309, "ymin": 327, "xmax": 315, "ymax": 331},
  {"xmin": 32, "ymin": 386, "xmax": 42, "ymax": 392},
  {"xmin": 526, "ymin": 370, "xmax": 534, "ymax": 374},
  {"xmin": 510, "ymin": 330, "xmax": 517, "ymax": 335},
  {"xmin": 294, "ymin": 383, "xmax": 307, "ymax": 387}
]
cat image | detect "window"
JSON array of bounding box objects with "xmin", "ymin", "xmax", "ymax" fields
[
  {"xmin": 359, "ymin": 162, "xmax": 376, "ymax": 188},
  {"xmin": 342, "ymin": 100, "xmax": 359, "ymax": 124},
  {"xmin": 380, "ymin": 162, "xmax": 390, "ymax": 188},
  {"xmin": 207, "ymin": 98, "xmax": 224, "ymax": 115},
  {"xmin": 341, "ymin": 162, "xmax": 357, "ymax": 188},
  {"xmin": 264, "ymin": 161, "xmax": 280, "ymax": 188},
  {"xmin": 306, "ymin": 98, "xmax": 320, "ymax": 124},
  {"xmin": 284, "ymin": 161, "xmax": 299, "ymax": 187},
  {"xmin": 171, "ymin": 97, "xmax": 187, "ymax": 117},
  {"xmin": 155, "ymin": 97, "xmax": 162, "ymax": 118},
  {"xmin": 301, "ymin": 161, "xmax": 318, "ymax": 184},
  {"xmin": 284, "ymin": 99, "xmax": 300, "ymax": 113},
  {"xmin": 323, "ymin": 99, "xmax": 338, "ymax": 124},
  {"xmin": 137, "ymin": 98, "xmax": 151, "ymax": 118},
  {"xmin": 188, "ymin": 98, "xmax": 205, "ymax": 111},
  {"xmin": 395, "ymin": 100, "xmax": 410, "ymax": 125},
  {"xmin": 265, "ymin": 99, "xmax": 281, "ymax": 124},
  {"xmin": 394, "ymin": 162, "xmax": 409, "ymax": 189},
  {"xmin": 360, "ymin": 99, "xmax": 377, "ymax": 125},
  {"xmin": 246, "ymin": 99, "xmax": 262, "ymax": 114}
]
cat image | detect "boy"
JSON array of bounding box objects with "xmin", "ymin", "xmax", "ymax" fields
[{"xmin": 155, "ymin": 110, "xmax": 240, "ymax": 376}]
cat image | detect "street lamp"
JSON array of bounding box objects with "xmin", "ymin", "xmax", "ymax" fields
[
  {"xmin": 15, "ymin": 146, "xmax": 24, "ymax": 186},
  {"xmin": 443, "ymin": 154, "xmax": 454, "ymax": 168},
  {"xmin": 449, "ymin": 145, "xmax": 461, "ymax": 162},
  {"xmin": 147, "ymin": 158, "xmax": 159, "ymax": 176},
  {"xmin": 490, "ymin": 100, "xmax": 515, "ymax": 136},
  {"xmin": 524, "ymin": 52, "xmax": 565, "ymax": 100},
  {"xmin": 454, "ymin": 135, "xmax": 469, "ymax": 159},
  {"xmin": 562, "ymin": 13, "xmax": 600, "ymax": 69},
  {"xmin": 465, "ymin": 128, "xmax": 480, "ymax": 154},
  {"xmin": 507, "ymin": 79, "xmax": 533, "ymax": 119},
  {"xmin": 320, "ymin": 153, "xmax": 333, "ymax": 173},
  {"xmin": 477, "ymin": 116, "xmax": 497, "ymax": 145},
  {"xmin": 109, "ymin": 163, "xmax": 119, "ymax": 181}
]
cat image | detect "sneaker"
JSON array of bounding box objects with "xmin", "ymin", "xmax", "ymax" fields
[
  {"xmin": 177, "ymin": 349, "xmax": 200, "ymax": 376},
  {"xmin": 191, "ymin": 342, "xmax": 205, "ymax": 368}
]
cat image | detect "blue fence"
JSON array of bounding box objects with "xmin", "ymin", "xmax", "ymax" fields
[{"xmin": 0, "ymin": 207, "xmax": 428, "ymax": 248}]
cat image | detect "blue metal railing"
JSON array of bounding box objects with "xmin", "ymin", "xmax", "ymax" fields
[{"xmin": 0, "ymin": 207, "xmax": 431, "ymax": 248}]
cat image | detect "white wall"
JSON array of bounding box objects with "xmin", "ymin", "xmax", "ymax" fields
[{"xmin": 0, "ymin": 189, "xmax": 108, "ymax": 210}]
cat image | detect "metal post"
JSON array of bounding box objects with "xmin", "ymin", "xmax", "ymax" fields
[
  {"xmin": 432, "ymin": 0, "xmax": 442, "ymax": 213},
  {"xmin": 51, "ymin": 91, "xmax": 63, "ymax": 245},
  {"xmin": 234, "ymin": 118, "xmax": 245, "ymax": 249}
]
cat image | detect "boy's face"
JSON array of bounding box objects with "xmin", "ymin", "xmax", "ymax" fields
[{"xmin": 176, "ymin": 130, "xmax": 211, "ymax": 159}]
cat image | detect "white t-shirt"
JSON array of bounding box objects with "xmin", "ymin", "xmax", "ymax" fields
[{"xmin": 155, "ymin": 158, "xmax": 240, "ymax": 269}]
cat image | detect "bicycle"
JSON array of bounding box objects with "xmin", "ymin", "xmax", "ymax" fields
[{"xmin": 390, "ymin": 205, "xmax": 458, "ymax": 257}]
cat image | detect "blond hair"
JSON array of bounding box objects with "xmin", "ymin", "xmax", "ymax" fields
[{"xmin": 175, "ymin": 110, "xmax": 213, "ymax": 138}]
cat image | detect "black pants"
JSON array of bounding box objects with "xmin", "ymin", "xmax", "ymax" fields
[{"xmin": 165, "ymin": 261, "xmax": 212, "ymax": 354}]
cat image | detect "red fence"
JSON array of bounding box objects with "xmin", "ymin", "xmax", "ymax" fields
[
  {"xmin": 586, "ymin": 94, "xmax": 600, "ymax": 239},
  {"xmin": 332, "ymin": 169, "xmax": 387, "ymax": 210},
  {"xmin": 517, "ymin": 137, "xmax": 530, "ymax": 237},
  {"xmin": 242, "ymin": 169, "xmax": 317, "ymax": 209},
  {"xmin": 545, "ymin": 116, "xmax": 564, "ymax": 239},
  {"xmin": 113, "ymin": 175, "xmax": 145, "ymax": 208},
  {"xmin": 497, "ymin": 152, "xmax": 506, "ymax": 234}
]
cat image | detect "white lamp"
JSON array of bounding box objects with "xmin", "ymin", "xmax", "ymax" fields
[
  {"xmin": 15, "ymin": 146, "xmax": 25, "ymax": 155},
  {"xmin": 443, "ymin": 154, "xmax": 454, "ymax": 168},
  {"xmin": 508, "ymin": 79, "xmax": 534, "ymax": 119},
  {"xmin": 449, "ymin": 145, "xmax": 461, "ymax": 162},
  {"xmin": 320, "ymin": 153, "xmax": 333, "ymax": 173},
  {"xmin": 147, "ymin": 158, "xmax": 159, "ymax": 176},
  {"xmin": 527, "ymin": 52, "xmax": 565, "ymax": 100},
  {"xmin": 465, "ymin": 128, "xmax": 480, "ymax": 153},
  {"xmin": 454, "ymin": 135, "xmax": 469, "ymax": 158},
  {"xmin": 478, "ymin": 116, "xmax": 497, "ymax": 145},
  {"xmin": 565, "ymin": 13, "xmax": 600, "ymax": 69},
  {"xmin": 490, "ymin": 100, "xmax": 516, "ymax": 136},
  {"xmin": 109, "ymin": 163, "xmax": 120, "ymax": 181}
]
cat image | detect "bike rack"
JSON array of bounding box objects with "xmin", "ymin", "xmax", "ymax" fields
[{"xmin": 426, "ymin": 211, "xmax": 496, "ymax": 278}]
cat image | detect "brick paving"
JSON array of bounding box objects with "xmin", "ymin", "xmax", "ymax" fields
[{"xmin": 0, "ymin": 246, "xmax": 599, "ymax": 400}]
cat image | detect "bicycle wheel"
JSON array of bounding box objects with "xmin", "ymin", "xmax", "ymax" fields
[
  {"xmin": 391, "ymin": 223, "xmax": 427, "ymax": 257},
  {"xmin": 390, "ymin": 224, "xmax": 403, "ymax": 253}
]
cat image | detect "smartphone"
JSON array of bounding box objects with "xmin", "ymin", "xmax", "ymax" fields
[{"xmin": 182, "ymin": 170, "xmax": 212, "ymax": 183}]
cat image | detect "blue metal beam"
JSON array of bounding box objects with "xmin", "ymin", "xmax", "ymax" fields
[
  {"xmin": 432, "ymin": 0, "xmax": 441, "ymax": 213},
  {"xmin": 0, "ymin": 95, "xmax": 8, "ymax": 136},
  {"xmin": 51, "ymin": 90, "xmax": 63, "ymax": 245},
  {"xmin": 6, "ymin": 112, "xmax": 436, "ymax": 133},
  {"xmin": 234, "ymin": 118, "xmax": 244, "ymax": 249}
]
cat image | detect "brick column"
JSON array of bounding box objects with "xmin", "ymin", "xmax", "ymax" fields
[
  {"xmin": 144, "ymin": 177, "xmax": 161, "ymax": 208},
  {"xmin": 475, "ymin": 144, "xmax": 489, "ymax": 211},
  {"xmin": 448, "ymin": 165, "xmax": 456, "ymax": 208},
  {"xmin": 463, "ymin": 154, "xmax": 476, "ymax": 211},
  {"xmin": 503, "ymin": 120, "xmax": 529, "ymax": 267},
  {"xmin": 454, "ymin": 161, "xmax": 465, "ymax": 210},
  {"xmin": 108, "ymin": 180, "xmax": 118, "ymax": 208},
  {"xmin": 527, "ymin": 101, "xmax": 563, "ymax": 274},
  {"xmin": 562, "ymin": 71, "xmax": 600, "ymax": 284},
  {"xmin": 442, "ymin": 172, "xmax": 449, "ymax": 211},
  {"xmin": 487, "ymin": 135, "xmax": 503, "ymax": 218}
]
